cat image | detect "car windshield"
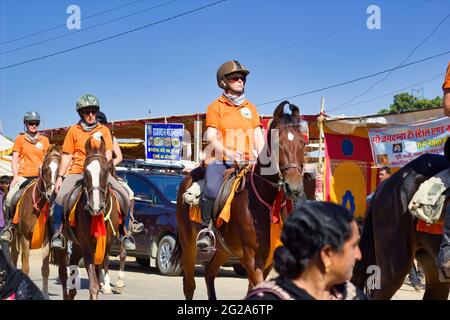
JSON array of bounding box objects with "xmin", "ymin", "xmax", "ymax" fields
[{"xmin": 146, "ymin": 175, "xmax": 183, "ymax": 203}]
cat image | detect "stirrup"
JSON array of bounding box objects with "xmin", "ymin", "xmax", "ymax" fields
[
  {"xmin": 131, "ymin": 220, "xmax": 144, "ymax": 234},
  {"xmin": 50, "ymin": 233, "xmax": 66, "ymax": 250},
  {"xmin": 0, "ymin": 228, "xmax": 13, "ymax": 243},
  {"xmin": 122, "ymin": 235, "xmax": 136, "ymax": 251},
  {"xmin": 196, "ymin": 228, "xmax": 216, "ymax": 250}
]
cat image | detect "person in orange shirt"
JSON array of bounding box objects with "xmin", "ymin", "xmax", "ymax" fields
[
  {"xmin": 439, "ymin": 62, "xmax": 450, "ymax": 280},
  {"xmin": 0, "ymin": 111, "xmax": 49, "ymax": 242},
  {"xmin": 443, "ymin": 62, "xmax": 450, "ymax": 116},
  {"xmin": 196, "ymin": 60, "xmax": 265, "ymax": 249},
  {"xmin": 50, "ymin": 94, "xmax": 136, "ymax": 251}
]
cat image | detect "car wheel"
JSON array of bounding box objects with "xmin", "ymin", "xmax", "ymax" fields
[
  {"xmin": 232, "ymin": 264, "xmax": 247, "ymax": 277},
  {"xmin": 156, "ymin": 235, "xmax": 182, "ymax": 276},
  {"xmin": 136, "ymin": 257, "xmax": 150, "ymax": 268}
]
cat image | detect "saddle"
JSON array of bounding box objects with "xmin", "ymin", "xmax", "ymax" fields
[
  {"xmin": 408, "ymin": 168, "xmax": 450, "ymax": 224},
  {"xmin": 62, "ymin": 181, "xmax": 126, "ymax": 223},
  {"xmin": 10, "ymin": 178, "xmax": 35, "ymax": 214},
  {"xmin": 184, "ymin": 165, "xmax": 248, "ymax": 223}
]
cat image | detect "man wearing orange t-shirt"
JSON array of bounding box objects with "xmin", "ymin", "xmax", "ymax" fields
[
  {"xmin": 50, "ymin": 94, "xmax": 135, "ymax": 251},
  {"xmin": 196, "ymin": 61, "xmax": 265, "ymax": 249},
  {"xmin": 1, "ymin": 111, "xmax": 49, "ymax": 242},
  {"xmin": 443, "ymin": 62, "xmax": 450, "ymax": 116}
]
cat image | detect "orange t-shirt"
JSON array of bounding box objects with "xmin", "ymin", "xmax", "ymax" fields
[
  {"xmin": 443, "ymin": 62, "xmax": 450, "ymax": 90},
  {"xmin": 13, "ymin": 134, "xmax": 50, "ymax": 177},
  {"xmin": 205, "ymin": 95, "xmax": 262, "ymax": 160},
  {"xmin": 62, "ymin": 123, "xmax": 113, "ymax": 174}
]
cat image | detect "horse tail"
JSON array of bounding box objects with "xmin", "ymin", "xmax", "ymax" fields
[
  {"xmin": 351, "ymin": 203, "xmax": 376, "ymax": 290},
  {"xmin": 171, "ymin": 229, "xmax": 183, "ymax": 271}
]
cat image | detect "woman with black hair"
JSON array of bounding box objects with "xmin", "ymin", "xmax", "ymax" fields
[{"xmin": 246, "ymin": 201, "xmax": 367, "ymax": 300}]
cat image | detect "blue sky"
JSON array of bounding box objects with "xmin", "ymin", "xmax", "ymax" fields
[{"xmin": 1, "ymin": 0, "xmax": 449, "ymax": 137}]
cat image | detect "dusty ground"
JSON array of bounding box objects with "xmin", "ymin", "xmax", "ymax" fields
[{"xmin": 15, "ymin": 249, "xmax": 442, "ymax": 300}]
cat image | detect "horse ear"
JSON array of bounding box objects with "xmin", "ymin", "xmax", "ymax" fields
[
  {"xmin": 85, "ymin": 138, "xmax": 93, "ymax": 154},
  {"xmin": 273, "ymin": 100, "xmax": 290, "ymax": 122},
  {"xmin": 289, "ymin": 103, "xmax": 301, "ymax": 123},
  {"xmin": 99, "ymin": 137, "xmax": 106, "ymax": 155}
]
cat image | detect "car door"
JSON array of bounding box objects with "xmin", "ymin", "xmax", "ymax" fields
[{"xmin": 123, "ymin": 173, "xmax": 167, "ymax": 256}]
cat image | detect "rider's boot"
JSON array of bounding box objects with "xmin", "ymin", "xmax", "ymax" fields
[
  {"xmin": 0, "ymin": 206, "xmax": 14, "ymax": 243},
  {"xmin": 437, "ymin": 205, "xmax": 450, "ymax": 281},
  {"xmin": 50, "ymin": 203, "xmax": 66, "ymax": 250},
  {"xmin": 196, "ymin": 195, "xmax": 215, "ymax": 249}
]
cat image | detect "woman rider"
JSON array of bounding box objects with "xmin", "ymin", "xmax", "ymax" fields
[
  {"xmin": 50, "ymin": 94, "xmax": 136, "ymax": 251},
  {"xmin": 0, "ymin": 112, "xmax": 49, "ymax": 242},
  {"xmin": 196, "ymin": 60, "xmax": 265, "ymax": 249}
]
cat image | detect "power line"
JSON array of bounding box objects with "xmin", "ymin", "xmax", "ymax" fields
[
  {"xmin": 328, "ymin": 72, "xmax": 444, "ymax": 113},
  {"xmin": 0, "ymin": 0, "xmax": 180, "ymax": 56},
  {"xmin": 333, "ymin": 13, "xmax": 449, "ymax": 110},
  {"xmin": 256, "ymin": 50, "xmax": 450, "ymax": 107},
  {"xmin": 0, "ymin": 0, "xmax": 227, "ymax": 70},
  {"xmin": 0, "ymin": 0, "xmax": 145, "ymax": 46}
]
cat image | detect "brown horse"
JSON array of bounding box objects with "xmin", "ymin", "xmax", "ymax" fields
[
  {"xmin": 173, "ymin": 101, "xmax": 306, "ymax": 300},
  {"xmin": 9, "ymin": 144, "xmax": 62, "ymax": 299},
  {"xmin": 55, "ymin": 137, "xmax": 121, "ymax": 300},
  {"xmin": 352, "ymin": 153, "xmax": 450, "ymax": 300}
]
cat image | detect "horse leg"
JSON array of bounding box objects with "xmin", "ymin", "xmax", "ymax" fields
[
  {"xmin": 82, "ymin": 248, "xmax": 100, "ymax": 300},
  {"xmin": 56, "ymin": 250, "xmax": 69, "ymax": 300},
  {"xmin": 67, "ymin": 245, "xmax": 82, "ymax": 300},
  {"xmin": 204, "ymin": 250, "xmax": 229, "ymax": 300},
  {"xmin": 20, "ymin": 235, "xmax": 30, "ymax": 275},
  {"xmin": 41, "ymin": 232, "xmax": 50, "ymax": 299},
  {"xmin": 240, "ymin": 247, "xmax": 265, "ymax": 288},
  {"xmin": 114, "ymin": 242, "xmax": 127, "ymax": 293},
  {"xmin": 10, "ymin": 231, "xmax": 19, "ymax": 267},
  {"xmin": 416, "ymin": 249, "xmax": 450, "ymax": 300},
  {"xmin": 101, "ymin": 252, "xmax": 113, "ymax": 295}
]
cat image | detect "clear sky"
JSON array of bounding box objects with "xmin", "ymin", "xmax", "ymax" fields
[{"xmin": 1, "ymin": 0, "xmax": 449, "ymax": 138}]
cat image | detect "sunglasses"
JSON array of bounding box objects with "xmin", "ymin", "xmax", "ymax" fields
[
  {"xmin": 82, "ymin": 109, "xmax": 98, "ymax": 116},
  {"xmin": 27, "ymin": 122, "xmax": 40, "ymax": 126},
  {"xmin": 227, "ymin": 74, "xmax": 246, "ymax": 83}
]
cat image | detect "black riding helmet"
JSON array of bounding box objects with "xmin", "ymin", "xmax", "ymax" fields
[{"xmin": 97, "ymin": 111, "xmax": 107, "ymax": 125}]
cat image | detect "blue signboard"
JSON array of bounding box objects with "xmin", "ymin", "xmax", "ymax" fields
[{"xmin": 145, "ymin": 123, "xmax": 184, "ymax": 161}]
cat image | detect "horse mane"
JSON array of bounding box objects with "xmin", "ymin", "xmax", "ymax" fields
[
  {"xmin": 45, "ymin": 144, "xmax": 62, "ymax": 157},
  {"xmin": 85, "ymin": 136, "xmax": 106, "ymax": 156}
]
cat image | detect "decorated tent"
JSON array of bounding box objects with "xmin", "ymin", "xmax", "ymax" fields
[{"xmin": 0, "ymin": 134, "xmax": 13, "ymax": 176}]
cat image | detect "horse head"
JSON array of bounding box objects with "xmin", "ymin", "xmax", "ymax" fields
[
  {"xmin": 267, "ymin": 100, "xmax": 306, "ymax": 200},
  {"xmin": 41, "ymin": 144, "xmax": 62, "ymax": 199},
  {"xmin": 83, "ymin": 136, "xmax": 109, "ymax": 216}
]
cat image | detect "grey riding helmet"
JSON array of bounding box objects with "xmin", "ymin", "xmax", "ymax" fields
[{"xmin": 23, "ymin": 111, "xmax": 41, "ymax": 124}]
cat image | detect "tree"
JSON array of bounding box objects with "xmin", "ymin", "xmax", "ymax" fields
[{"xmin": 378, "ymin": 93, "xmax": 442, "ymax": 114}]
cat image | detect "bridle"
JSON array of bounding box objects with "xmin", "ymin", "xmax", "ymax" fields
[
  {"xmin": 32, "ymin": 154, "xmax": 61, "ymax": 213},
  {"xmin": 252, "ymin": 123, "xmax": 304, "ymax": 195}
]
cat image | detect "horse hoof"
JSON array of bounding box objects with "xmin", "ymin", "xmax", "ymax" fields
[
  {"xmin": 102, "ymin": 287, "xmax": 113, "ymax": 295},
  {"xmin": 112, "ymin": 287, "xmax": 124, "ymax": 294}
]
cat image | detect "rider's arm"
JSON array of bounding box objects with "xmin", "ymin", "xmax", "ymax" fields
[
  {"xmin": 205, "ymin": 127, "xmax": 235, "ymax": 160},
  {"xmin": 444, "ymin": 89, "xmax": 450, "ymax": 117},
  {"xmin": 58, "ymin": 153, "xmax": 73, "ymax": 177},
  {"xmin": 11, "ymin": 151, "xmax": 19, "ymax": 179},
  {"xmin": 253, "ymin": 126, "xmax": 265, "ymax": 156},
  {"xmin": 112, "ymin": 139, "xmax": 123, "ymax": 167}
]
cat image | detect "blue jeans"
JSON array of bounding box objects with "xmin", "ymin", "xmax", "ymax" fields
[{"xmin": 204, "ymin": 161, "xmax": 233, "ymax": 199}]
